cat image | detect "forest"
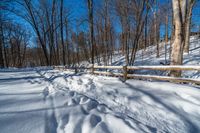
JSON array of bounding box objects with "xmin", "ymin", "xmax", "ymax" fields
[{"xmin": 0, "ymin": 0, "xmax": 200, "ymax": 74}]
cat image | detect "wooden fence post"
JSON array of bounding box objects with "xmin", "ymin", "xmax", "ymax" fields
[
  {"xmin": 123, "ymin": 65, "xmax": 128, "ymax": 82},
  {"xmin": 64, "ymin": 66, "xmax": 67, "ymax": 70},
  {"xmin": 74, "ymin": 66, "xmax": 78, "ymax": 73},
  {"xmin": 91, "ymin": 64, "xmax": 94, "ymax": 74}
]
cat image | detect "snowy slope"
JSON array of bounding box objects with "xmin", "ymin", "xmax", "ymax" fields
[
  {"xmin": 1, "ymin": 69, "xmax": 200, "ymax": 133},
  {"xmin": 89, "ymin": 36, "xmax": 200, "ymax": 79},
  {"xmin": 110, "ymin": 36, "xmax": 200, "ymax": 66}
]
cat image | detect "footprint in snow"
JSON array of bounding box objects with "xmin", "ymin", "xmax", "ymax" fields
[
  {"xmin": 87, "ymin": 79, "xmax": 93, "ymax": 85},
  {"xmin": 59, "ymin": 114, "xmax": 69, "ymax": 129},
  {"xmin": 43, "ymin": 87, "xmax": 49, "ymax": 100},
  {"xmin": 97, "ymin": 104, "xmax": 109, "ymax": 113},
  {"xmin": 89, "ymin": 83, "xmax": 96, "ymax": 90},
  {"xmin": 68, "ymin": 95, "xmax": 85, "ymax": 106},
  {"xmin": 79, "ymin": 96, "xmax": 89, "ymax": 104},
  {"xmin": 77, "ymin": 79, "xmax": 83, "ymax": 85},
  {"xmin": 80, "ymin": 106, "xmax": 89, "ymax": 115},
  {"xmin": 85, "ymin": 99, "xmax": 99, "ymax": 111},
  {"xmin": 67, "ymin": 98, "xmax": 77, "ymax": 106},
  {"xmin": 85, "ymin": 84, "xmax": 89, "ymax": 88},
  {"xmin": 95, "ymin": 122, "xmax": 111, "ymax": 133},
  {"xmin": 69, "ymin": 91, "xmax": 76, "ymax": 97},
  {"xmin": 69, "ymin": 81, "xmax": 72, "ymax": 84},
  {"xmin": 89, "ymin": 114, "xmax": 102, "ymax": 127}
]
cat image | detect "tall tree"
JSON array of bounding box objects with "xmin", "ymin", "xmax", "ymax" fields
[
  {"xmin": 154, "ymin": 0, "xmax": 159, "ymax": 58},
  {"xmin": 0, "ymin": 37, "xmax": 4, "ymax": 68},
  {"xmin": 0, "ymin": 17, "xmax": 4, "ymax": 68},
  {"xmin": 184, "ymin": 0, "xmax": 196, "ymax": 53},
  {"xmin": 60, "ymin": 0, "xmax": 66, "ymax": 65},
  {"xmin": 87, "ymin": 0, "xmax": 94, "ymax": 64},
  {"xmin": 170, "ymin": 0, "xmax": 187, "ymax": 77}
]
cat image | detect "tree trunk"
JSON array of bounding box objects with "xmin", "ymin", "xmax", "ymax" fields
[
  {"xmin": 154, "ymin": 12, "xmax": 159, "ymax": 58},
  {"xmin": 0, "ymin": 23, "xmax": 4, "ymax": 68},
  {"xmin": 88, "ymin": 0, "xmax": 94, "ymax": 64},
  {"xmin": 60, "ymin": 0, "xmax": 66, "ymax": 65},
  {"xmin": 65, "ymin": 19, "xmax": 70, "ymax": 66},
  {"xmin": 165, "ymin": 15, "xmax": 168, "ymax": 43},
  {"xmin": 144, "ymin": 15, "xmax": 148, "ymax": 50},
  {"xmin": 170, "ymin": 0, "xmax": 186, "ymax": 77},
  {"xmin": 184, "ymin": 0, "xmax": 195, "ymax": 53}
]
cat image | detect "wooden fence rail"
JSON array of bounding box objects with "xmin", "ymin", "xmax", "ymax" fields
[
  {"xmin": 53, "ymin": 65, "xmax": 200, "ymax": 84},
  {"xmin": 127, "ymin": 66, "xmax": 200, "ymax": 71},
  {"xmin": 93, "ymin": 65, "xmax": 200, "ymax": 71},
  {"xmin": 93, "ymin": 65, "xmax": 200, "ymax": 84}
]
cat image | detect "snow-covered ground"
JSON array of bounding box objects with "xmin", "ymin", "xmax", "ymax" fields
[
  {"xmin": 0, "ymin": 36, "xmax": 200, "ymax": 133},
  {"xmin": 0, "ymin": 69, "xmax": 200, "ymax": 133}
]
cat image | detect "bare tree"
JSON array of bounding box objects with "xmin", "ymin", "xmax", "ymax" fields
[
  {"xmin": 22, "ymin": 0, "xmax": 50, "ymax": 65},
  {"xmin": 170, "ymin": 0, "xmax": 187, "ymax": 77},
  {"xmin": 0, "ymin": 16, "xmax": 4, "ymax": 68},
  {"xmin": 129, "ymin": 0, "xmax": 151, "ymax": 65},
  {"xmin": 184, "ymin": 0, "xmax": 196, "ymax": 53},
  {"xmin": 60, "ymin": 0, "xmax": 66, "ymax": 65},
  {"xmin": 87, "ymin": 0, "xmax": 94, "ymax": 64}
]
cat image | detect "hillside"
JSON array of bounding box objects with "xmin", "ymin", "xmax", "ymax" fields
[{"xmin": 80, "ymin": 36, "xmax": 200, "ymax": 80}]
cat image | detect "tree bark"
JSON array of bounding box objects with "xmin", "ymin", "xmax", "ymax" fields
[
  {"xmin": 65, "ymin": 19, "xmax": 70, "ymax": 66},
  {"xmin": 184, "ymin": 0, "xmax": 195, "ymax": 53},
  {"xmin": 165, "ymin": 15, "xmax": 168, "ymax": 43},
  {"xmin": 60, "ymin": 0, "xmax": 66, "ymax": 65},
  {"xmin": 87, "ymin": 0, "xmax": 94, "ymax": 64},
  {"xmin": 0, "ymin": 23, "xmax": 4, "ymax": 68},
  {"xmin": 170, "ymin": 0, "xmax": 186, "ymax": 77},
  {"xmin": 154, "ymin": 12, "xmax": 159, "ymax": 58}
]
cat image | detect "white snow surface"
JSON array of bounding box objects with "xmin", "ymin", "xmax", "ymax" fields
[
  {"xmin": 0, "ymin": 69, "xmax": 200, "ymax": 133},
  {"xmin": 0, "ymin": 36, "xmax": 200, "ymax": 133}
]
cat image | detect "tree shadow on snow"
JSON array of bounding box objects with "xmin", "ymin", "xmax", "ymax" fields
[
  {"xmin": 36, "ymin": 70, "xmax": 86, "ymax": 83},
  {"xmin": 0, "ymin": 76, "xmax": 43, "ymax": 83},
  {"xmin": 124, "ymin": 82, "xmax": 199, "ymax": 133}
]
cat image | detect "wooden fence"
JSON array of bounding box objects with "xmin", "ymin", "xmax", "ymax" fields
[{"xmin": 53, "ymin": 65, "xmax": 200, "ymax": 84}]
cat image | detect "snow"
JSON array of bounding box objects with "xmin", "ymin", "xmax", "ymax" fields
[
  {"xmin": 0, "ymin": 69, "xmax": 200, "ymax": 133},
  {"xmin": 0, "ymin": 36, "xmax": 200, "ymax": 133}
]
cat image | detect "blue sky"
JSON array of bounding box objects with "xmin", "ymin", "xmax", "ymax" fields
[{"xmin": 7, "ymin": 0, "xmax": 200, "ymax": 43}]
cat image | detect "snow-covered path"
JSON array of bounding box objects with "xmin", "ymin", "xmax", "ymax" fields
[
  {"xmin": 0, "ymin": 69, "xmax": 200, "ymax": 133},
  {"xmin": 0, "ymin": 70, "xmax": 139, "ymax": 133},
  {"xmin": 0, "ymin": 70, "xmax": 58, "ymax": 133}
]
